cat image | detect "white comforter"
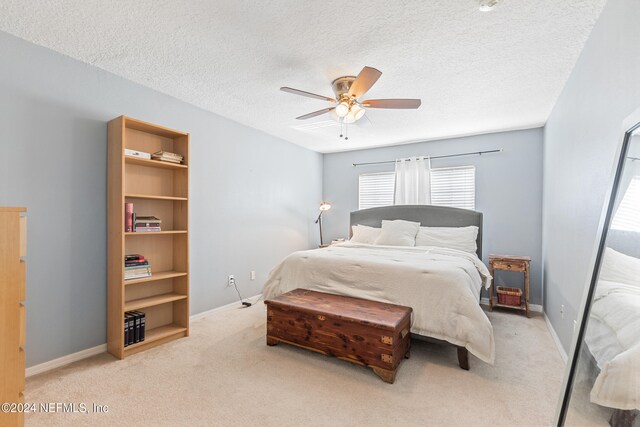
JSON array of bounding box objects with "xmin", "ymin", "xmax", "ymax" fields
[
  {"xmin": 587, "ymin": 280, "xmax": 640, "ymax": 410},
  {"xmin": 262, "ymin": 242, "xmax": 495, "ymax": 364}
]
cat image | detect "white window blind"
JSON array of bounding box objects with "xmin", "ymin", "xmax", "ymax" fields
[
  {"xmin": 430, "ymin": 165, "xmax": 476, "ymax": 210},
  {"xmin": 612, "ymin": 176, "xmax": 640, "ymax": 232},
  {"xmin": 358, "ymin": 165, "xmax": 476, "ymax": 210},
  {"xmin": 358, "ymin": 172, "xmax": 395, "ymax": 210}
]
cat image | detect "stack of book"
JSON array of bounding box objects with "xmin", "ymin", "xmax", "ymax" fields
[
  {"xmin": 135, "ymin": 216, "xmax": 161, "ymax": 232},
  {"xmin": 152, "ymin": 150, "xmax": 183, "ymax": 164},
  {"xmin": 124, "ymin": 254, "xmax": 151, "ymax": 280},
  {"xmin": 124, "ymin": 311, "xmax": 146, "ymax": 347}
]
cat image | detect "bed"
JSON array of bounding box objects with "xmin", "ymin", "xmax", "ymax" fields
[
  {"xmin": 262, "ymin": 205, "xmax": 495, "ymax": 368},
  {"xmin": 584, "ymin": 248, "xmax": 640, "ymax": 413}
]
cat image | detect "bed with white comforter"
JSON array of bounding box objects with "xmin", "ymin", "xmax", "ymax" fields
[
  {"xmin": 586, "ymin": 280, "xmax": 640, "ymax": 410},
  {"xmin": 262, "ymin": 242, "xmax": 495, "ymax": 364}
]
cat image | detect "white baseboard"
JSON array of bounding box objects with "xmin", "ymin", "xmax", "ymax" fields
[
  {"xmin": 479, "ymin": 297, "xmax": 543, "ymax": 313},
  {"xmin": 26, "ymin": 294, "xmax": 263, "ymax": 377},
  {"xmin": 190, "ymin": 294, "xmax": 262, "ymax": 321},
  {"xmin": 26, "ymin": 344, "xmax": 107, "ymax": 378},
  {"xmin": 544, "ymin": 313, "xmax": 568, "ymax": 363}
]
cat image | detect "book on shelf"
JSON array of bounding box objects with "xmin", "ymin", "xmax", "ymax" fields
[
  {"xmin": 125, "ymin": 265, "xmax": 150, "ymax": 273},
  {"xmin": 151, "ymin": 150, "xmax": 183, "ymax": 164},
  {"xmin": 124, "ymin": 313, "xmax": 138, "ymax": 347},
  {"xmin": 125, "ymin": 203, "xmax": 133, "ymax": 232},
  {"xmin": 124, "ymin": 255, "xmax": 152, "ymax": 279},
  {"xmin": 135, "ymin": 216, "xmax": 161, "ymax": 223},
  {"xmin": 135, "ymin": 221, "xmax": 161, "ymax": 227},
  {"xmin": 125, "ymin": 259, "xmax": 148, "ymax": 267},
  {"xmin": 134, "ymin": 215, "xmax": 162, "ymax": 232},
  {"xmin": 134, "ymin": 227, "xmax": 162, "ymax": 232},
  {"xmin": 124, "ymin": 148, "xmax": 151, "ymax": 160},
  {"xmin": 134, "ymin": 311, "xmax": 146, "ymax": 341},
  {"xmin": 124, "ymin": 311, "xmax": 146, "ymax": 346}
]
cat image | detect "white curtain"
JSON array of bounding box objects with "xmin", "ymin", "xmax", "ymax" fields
[{"xmin": 394, "ymin": 156, "xmax": 432, "ymax": 205}]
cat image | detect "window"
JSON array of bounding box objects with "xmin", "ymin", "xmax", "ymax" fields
[
  {"xmin": 611, "ymin": 176, "xmax": 640, "ymax": 232},
  {"xmin": 430, "ymin": 166, "xmax": 476, "ymax": 210},
  {"xmin": 358, "ymin": 172, "xmax": 395, "ymax": 210},
  {"xmin": 358, "ymin": 165, "xmax": 476, "ymax": 210}
]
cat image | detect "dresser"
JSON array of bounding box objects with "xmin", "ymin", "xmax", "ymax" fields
[{"xmin": 0, "ymin": 207, "xmax": 26, "ymax": 426}]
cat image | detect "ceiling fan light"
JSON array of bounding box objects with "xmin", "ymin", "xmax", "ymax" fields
[
  {"xmin": 343, "ymin": 111, "xmax": 356, "ymax": 124},
  {"xmin": 351, "ymin": 104, "xmax": 366, "ymax": 121},
  {"xmin": 335, "ymin": 102, "xmax": 349, "ymax": 117}
]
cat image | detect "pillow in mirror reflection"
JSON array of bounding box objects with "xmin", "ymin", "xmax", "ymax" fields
[{"xmin": 599, "ymin": 247, "xmax": 640, "ymax": 287}]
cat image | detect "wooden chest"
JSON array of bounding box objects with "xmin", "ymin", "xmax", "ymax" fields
[{"xmin": 265, "ymin": 289, "xmax": 412, "ymax": 383}]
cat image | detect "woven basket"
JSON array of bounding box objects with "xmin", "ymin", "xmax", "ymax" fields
[{"xmin": 496, "ymin": 286, "xmax": 522, "ymax": 306}]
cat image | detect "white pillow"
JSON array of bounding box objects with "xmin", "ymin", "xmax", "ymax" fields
[
  {"xmin": 599, "ymin": 247, "xmax": 640, "ymax": 287},
  {"xmin": 415, "ymin": 226, "xmax": 479, "ymax": 254},
  {"xmin": 373, "ymin": 220, "xmax": 420, "ymax": 247},
  {"xmin": 350, "ymin": 225, "xmax": 381, "ymax": 244}
]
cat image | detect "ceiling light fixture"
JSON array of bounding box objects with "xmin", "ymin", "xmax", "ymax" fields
[
  {"xmin": 335, "ymin": 101, "xmax": 350, "ymax": 117},
  {"xmin": 343, "ymin": 111, "xmax": 356, "ymax": 124},
  {"xmin": 479, "ymin": 0, "xmax": 499, "ymax": 12},
  {"xmin": 351, "ymin": 104, "xmax": 366, "ymax": 121}
]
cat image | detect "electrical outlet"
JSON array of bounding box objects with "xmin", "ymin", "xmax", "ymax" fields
[
  {"xmin": 561, "ymin": 304, "xmax": 565, "ymax": 319},
  {"xmin": 227, "ymin": 275, "xmax": 235, "ymax": 287},
  {"xmin": 250, "ymin": 271, "xmax": 256, "ymax": 281}
]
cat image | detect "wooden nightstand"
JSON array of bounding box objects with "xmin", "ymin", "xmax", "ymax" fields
[{"xmin": 488, "ymin": 255, "xmax": 531, "ymax": 317}]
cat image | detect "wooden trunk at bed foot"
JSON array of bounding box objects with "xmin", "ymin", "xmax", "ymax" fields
[
  {"xmin": 457, "ymin": 347, "xmax": 470, "ymax": 370},
  {"xmin": 610, "ymin": 409, "xmax": 639, "ymax": 427},
  {"xmin": 267, "ymin": 335, "xmax": 405, "ymax": 384},
  {"xmin": 265, "ymin": 307, "xmax": 411, "ymax": 384}
]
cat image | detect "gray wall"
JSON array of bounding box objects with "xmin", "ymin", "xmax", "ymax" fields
[
  {"xmin": 0, "ymin": 32, "xmax": 323, "ymax": 367},
  {"xmin": 543, "ymin": 0, "xmax": 640, "ymax": 351},
  {"xmin": 322, "ymin": 128, "xmax": 544, "ymax": 304}
]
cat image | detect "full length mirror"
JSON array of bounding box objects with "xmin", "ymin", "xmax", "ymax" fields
[{"xmin": 559, "ymin": 123, "xmax": 640, "ymax": 426}]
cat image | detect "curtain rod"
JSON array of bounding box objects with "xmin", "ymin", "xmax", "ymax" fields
[{"xmin": 351, "ymin": 149, "xmax": 503, "ymax": 167}]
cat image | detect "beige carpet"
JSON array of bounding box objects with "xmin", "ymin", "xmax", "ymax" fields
[{"xmin": 26, "ymin": 305, "xmax": 564, "ymax": 426}]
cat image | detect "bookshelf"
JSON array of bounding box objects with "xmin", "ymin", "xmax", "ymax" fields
[{"xmin": 107, "ymin": 116, "xmax": 189, "ymax": 359}]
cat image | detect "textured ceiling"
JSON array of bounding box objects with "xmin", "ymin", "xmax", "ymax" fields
[{"xmin": 0, "ymin": 0, "xmax": 606, "ymax": 153}]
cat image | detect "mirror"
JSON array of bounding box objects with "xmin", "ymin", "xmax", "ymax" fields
[{"xmin": 558, "ymin": 123, "xmax": 640, "ymax": 426}]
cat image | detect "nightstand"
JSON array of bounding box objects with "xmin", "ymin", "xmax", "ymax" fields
[{"xmin": 488, "ymin": 255, "xmax": 531, "ymax": 317}]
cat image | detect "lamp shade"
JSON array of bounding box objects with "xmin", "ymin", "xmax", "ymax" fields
[
  {"xmin": 335, "ymin": 102, "xmax": 349, "ymax": 117},
  {"xmin": 343, "ymin": 111, "xmax": 356, "ymax": 124},
  {"xmin": 319, "ymin": 201, "xmax": 332, "ymax": 211},
  {"xmin": 351, "ymin": 104, "xmax": 365, "ymax": 121}
]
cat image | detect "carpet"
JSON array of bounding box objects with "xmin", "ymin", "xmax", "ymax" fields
[{"xmin": 25, "ymin": 305, "xmax": 564, "ymax": 426}]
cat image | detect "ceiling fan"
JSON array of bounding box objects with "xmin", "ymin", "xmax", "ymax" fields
[{"xmin": 281, "ymin": 66, "xmax": 421, "ymax": 139}]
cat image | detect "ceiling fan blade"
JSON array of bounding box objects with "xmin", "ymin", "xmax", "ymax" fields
[
  {"xmin": 362, "ymin": 99, "xmax": 422, "ymax": 109},
  {"xmin": 280, "ymin": 87, "xmax": 336, "ymax": 103},
  {"xmin": 348, "ymin": 66, "xmax": 382, "ymax": 99},
  {"xmin": 296, "ymin": 107, "xmax": 335, "ymax": 120}
]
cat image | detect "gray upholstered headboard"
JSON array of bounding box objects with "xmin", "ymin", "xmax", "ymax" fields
[{"xmin": 350, "ymin": 205, "xmax": 484, "ymax": 259}]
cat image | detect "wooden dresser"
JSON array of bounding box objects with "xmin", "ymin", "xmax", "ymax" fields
[{"xmin": 0, "ymin": 207, "xmax": 26, "ymax": 427}]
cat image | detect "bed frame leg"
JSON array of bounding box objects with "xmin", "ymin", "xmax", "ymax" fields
[{"xmin": 457, "ymin": 347, "xmax": 470, "ymax": 370}]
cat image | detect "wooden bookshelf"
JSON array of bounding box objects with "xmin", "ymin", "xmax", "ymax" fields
[{"xmin": 107, "ymin": 116, "xmax": 189, "ymax": 359}]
